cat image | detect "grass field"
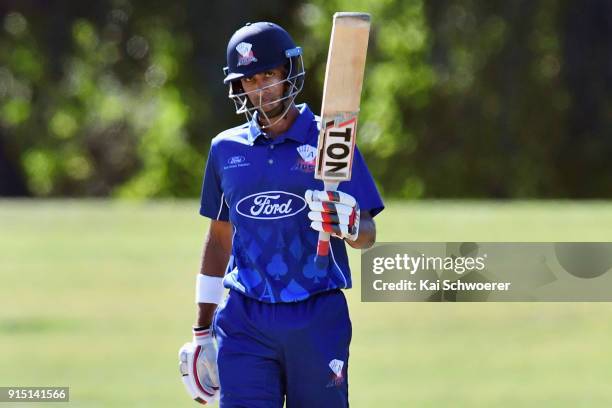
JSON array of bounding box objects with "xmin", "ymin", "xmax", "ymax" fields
[{"xmin": 1, "ymin": 200, "xmax": 612, "ymax": 407}]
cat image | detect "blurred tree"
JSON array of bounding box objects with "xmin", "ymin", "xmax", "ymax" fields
[
  {"xmin": 296, "ymin": 0, "xmax": 435, "ymax": 199},
  {"xmin": 0, "ymin": 0, "xmax": 300, "ymax": 197},
  {"xmin": 0, "ymin": 130, "xmax": 27, "ymax": 195},
  {"xmin": 0, "ymin": 0, "xmax": 610, "ymax": 198},
  {"xmin": 556, "ymin": 0, "xmax": 612, "ymax": 197},
  {"xmin": 303, "ymin": 0, "xmax": 611, "ymax": 199}
]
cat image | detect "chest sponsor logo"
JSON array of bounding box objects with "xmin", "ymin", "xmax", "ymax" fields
[
  {"xmin": 224, "ymin": 155, "xmax": 250, "ymax": 170},
  {"xmin": 236, "ymin": 191, "xmax": 306, "ymax": 220},
  {"xmin": 291, "ymin": 144, "xmax": 317, "ymax": 173}
]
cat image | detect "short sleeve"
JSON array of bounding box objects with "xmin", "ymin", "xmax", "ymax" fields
[
  {"xmin": 199, "ymin": 142, "xmax": 230, "ymax": 221},
  {"xmin": 341, "ymin": 145, "xmax": 385, "ymax": 217}
]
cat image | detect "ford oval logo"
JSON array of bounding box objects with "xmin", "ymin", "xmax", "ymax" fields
[
  {"xmin": 228, "ymin": 155, "xmax": 246, "ymax": 165},
  {"xmin": 236, "ymin": 191, "xmax": 306, "ymax": 220}
]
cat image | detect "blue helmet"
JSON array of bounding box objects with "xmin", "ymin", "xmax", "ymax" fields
[
  {"xmin": 223, "ymin": 22, "xmax": 306, "ymax": 128},
  {"xmin": 224, "ymin": 22, "xmax": 300, "ymax": 84}
]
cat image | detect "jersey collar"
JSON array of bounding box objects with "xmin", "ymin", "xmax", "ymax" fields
[{"xmin": 247, "ymin": 103, "xmax": 314, "ymax": 145}]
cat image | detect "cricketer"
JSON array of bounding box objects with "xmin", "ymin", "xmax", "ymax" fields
[{"xmin": 178, "ymin": 21, "xmax": 384, "ymax": 407}]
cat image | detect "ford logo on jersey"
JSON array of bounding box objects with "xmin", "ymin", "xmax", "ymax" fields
[
  {"xmin": 228, "ymin": 155, "xmax": 246, "ymax": 165},
  {"xmin": 236, "ymin": 191, "xmax": 306, "ymax": 220}
]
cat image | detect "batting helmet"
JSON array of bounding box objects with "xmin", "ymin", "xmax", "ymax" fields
[{"xmin": 223, "ymin": 22, "xmax": 306, "ymax": 128}]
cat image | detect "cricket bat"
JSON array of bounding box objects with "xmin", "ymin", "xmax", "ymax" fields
[{"xmin": 314, "ymin": 12, "xmax": 371, "ymax": 268}]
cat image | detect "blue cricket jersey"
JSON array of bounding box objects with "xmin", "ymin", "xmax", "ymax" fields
[{"xmin": 199, "ymin": 103, "xmax": 384, "ymax": 303}]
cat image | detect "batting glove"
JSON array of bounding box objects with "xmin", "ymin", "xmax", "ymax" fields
[
  {"xmin": 305, "ymin": 189, "xmax": 360, "ymax": 241},
  {"xmin": 178, "ymin": 327, "xmax": 220, "ymax": 405}
]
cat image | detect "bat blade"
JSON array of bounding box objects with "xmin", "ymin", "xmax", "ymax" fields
[{"xmin": 314, "ymin": 12, "xmax": 371, "ymax": 268}]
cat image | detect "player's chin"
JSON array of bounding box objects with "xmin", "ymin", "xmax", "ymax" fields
[
  {"xmin": 261, "ymin": 101, "xmax": 281, "ymax": 111},
  {"xmin": 260, "ymin": 106, "xmax": 282, "ymax": 118}
]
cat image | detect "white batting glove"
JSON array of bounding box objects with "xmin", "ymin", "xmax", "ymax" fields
[
  {"xmin": 178, "ymin": 327, "xmax": 220, "ymax": 405},
  {"xmin": 305, "ymin": 189, "xmax": 360, "ymax": 241}
]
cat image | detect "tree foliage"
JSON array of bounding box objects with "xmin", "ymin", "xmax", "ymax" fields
[{"xmin": 0, "ymin": 0, "xmax": 610, "ymax": 198}]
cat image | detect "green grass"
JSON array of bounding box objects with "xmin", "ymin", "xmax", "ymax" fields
[{"xmin": 1, "ymin": 200, "xmax": 612, "ymax": 407}]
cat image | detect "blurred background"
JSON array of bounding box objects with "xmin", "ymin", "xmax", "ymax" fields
[
  {"xmin": 1, "ymin": 0, "xmax": 610, "ymax": 199},
  {"xmin": 2, "ymin": 1, "xmax": 612, "ymax": 407}
]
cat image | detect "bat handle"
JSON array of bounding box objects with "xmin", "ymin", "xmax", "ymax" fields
[{"xmin": 315, "ymin": 181, "xmax": 339, "ymax": 269}]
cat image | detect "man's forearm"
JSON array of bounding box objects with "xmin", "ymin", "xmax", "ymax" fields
[
  {"xmin": 197, "ymin": 303, "xmax": 218, "ymax": 328},
  {"xmin": 195, "ymin": 229, "xmax": 231, "ymax": 327}
]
